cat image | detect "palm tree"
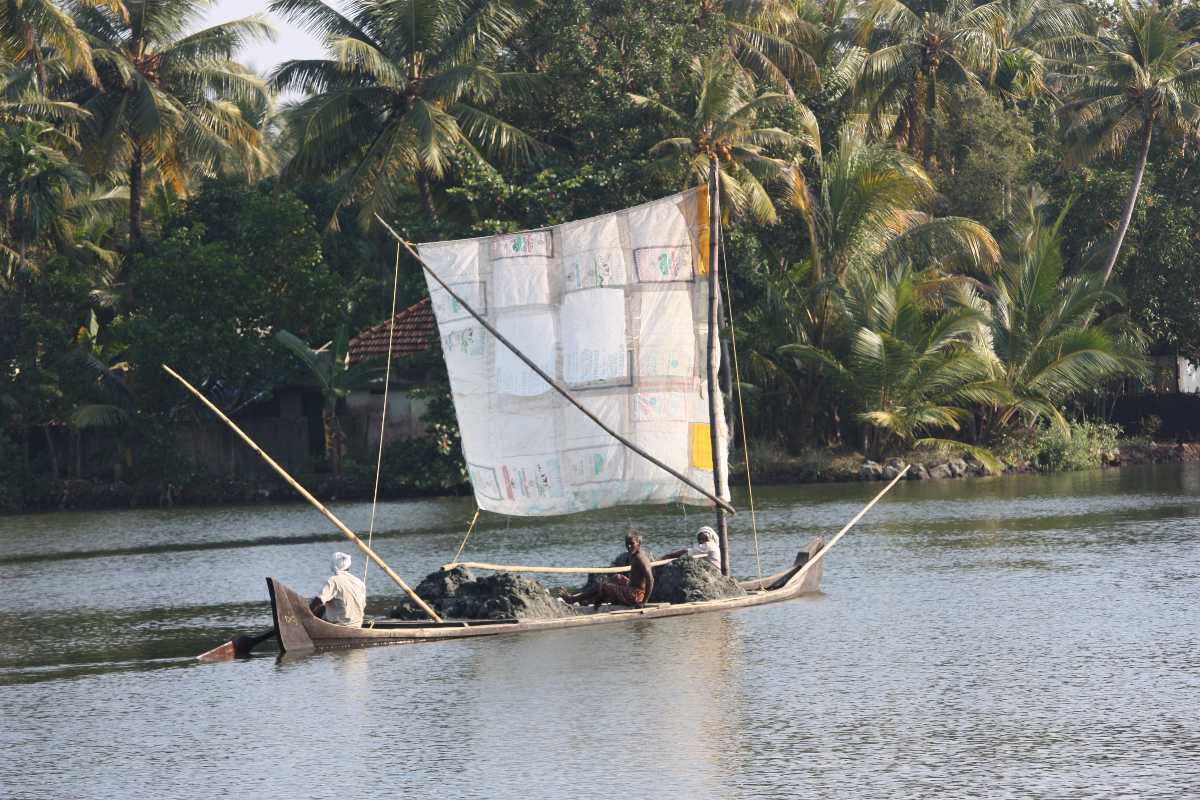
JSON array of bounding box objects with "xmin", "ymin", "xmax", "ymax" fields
[
  {"xmin": 990, "ymin": 0, "xmax": 1093, "ymax": 104},
  {"xmin": 72, "ymin": 0, "xmax": 275, "ymax": 243},
  {"xmin": 1059, "ymin": 1, "xmax": 1200, "ymax": 286},
  {"xmin": 715, "ymin": 0, "xmax": 820, "ymax": 95},
  {"xmin": 985, "ymin": 186, "xmax": 1146, "ymax": 436},
  {"xmin": 0, "ymin": 119, "xmax": 88, "ymax": 281},
  {"xmin": 270, "ymin": 0, "xmax": 544, "ymax": 226},
  {"xmin": 855, "ymin": 0, "xmax": 1004, "ymax": 165},
  {"xmin": 631, "ymin": 54, "xmax": 817, "ymax": 224},
  {"xmin": 781, "ymin": 266, "xmax": 1005, "ymax": 463},
  {"xmin": 735, "ymin": 124, "xmax": 996, "ymax": 445},
  {"xmin": 786, "ymin": 123, "xmax": 999, "ymax": 346},
  {"xmin": 0, "ymin": 0, "xmax": 107, "ymax": 91}
]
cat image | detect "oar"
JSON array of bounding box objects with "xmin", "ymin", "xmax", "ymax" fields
[{"xmin": 197, "ymin": 628, "xmax": 277, "ymax": 662}]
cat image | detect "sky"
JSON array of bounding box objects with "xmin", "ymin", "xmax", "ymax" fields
[{"xmin": 198, "ymin": 0, "xmax": 329, "ymax": 78}]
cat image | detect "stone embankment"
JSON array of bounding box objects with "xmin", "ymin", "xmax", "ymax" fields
[
  {"xmin": 852, "ymin": 443, "xmax": 1200, "ymax": 483},
  {"xmin": 857, "ymin": 456, "xmax": 990, "ymax": 482},
  {"xmin": 1116, "ymin": 442, "xmax": 1200, "ymax": 465}
]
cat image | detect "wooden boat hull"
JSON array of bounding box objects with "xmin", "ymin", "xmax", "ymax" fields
[{"xmin": 266, "ymin": 539, "xmax": 826, "ymax": 655}]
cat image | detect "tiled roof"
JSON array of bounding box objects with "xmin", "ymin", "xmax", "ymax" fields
[{"xmin": 348, "ymin": 297, "xmax": 438, "ymax": 364}]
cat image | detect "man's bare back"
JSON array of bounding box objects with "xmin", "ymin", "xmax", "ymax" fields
[{"xmin": 563, "ymin": 529, "xmax": 655, "ymax": 609}]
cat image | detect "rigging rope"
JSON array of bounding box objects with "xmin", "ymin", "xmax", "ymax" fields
[
  {"xmin": 362, "ymin": 243, "xmax": 403, "ymax": 590},
  {"xmin": 720, "ymin": 231, "xmax": 763, "ymax": 580},
  {"xmin": 451, "ymin": 507, "xmax": 481, "ymax": 565}
]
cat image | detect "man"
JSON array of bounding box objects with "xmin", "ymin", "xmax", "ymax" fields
[
  {"xmin": 309, "ymin": 551, "xmax": 367, "ymax": 627},
  {"xmin": 661, "ymin": 526, "xmax": 721, "ymax": 571},
  {"xmin": 563, "ymin": 530, "xmax": 655, "ymax": 609}
]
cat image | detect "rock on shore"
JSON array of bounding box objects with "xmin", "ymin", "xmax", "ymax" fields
[
  {"xmin": 389, "ymin": 567, "xmax": 576, "ymax": 621},
  {"xmin": 649, "ymin": 557, "xmax": 746, "ymax": 604}
]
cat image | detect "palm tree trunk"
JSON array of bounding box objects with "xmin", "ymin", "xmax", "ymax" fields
[
  {"xmin": 906, "ymin": 73, "xmax": 925, "ymax": 158},
  {"xmin": 129, "ymin": 140, "xmax": 144, "ymax": 244},
  {"xmin": 416, "ymin": 171, "xmax": 438, "ymax": 224},
  {"xmin": 1100, "ymin": 119, "xmax": 1152, "ymax": 287},
  {"xmin": 43, "ymin": 425, "xmax": 59, "ymax": 480},
  {"xmin": 923, "ymin": 67, "xmax": 938, "ymax": 168},
  {"xmin": 24, "ymin": 25, "xmax": 48, "ymax": 93}
]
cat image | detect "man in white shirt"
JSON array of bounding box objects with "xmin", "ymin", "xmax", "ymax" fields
[
  {"xmin": 309, "ymin": 551, "xmax": 367, "ymax": 627},
  {"xmin": 662, "ymin": 526, "xmax": 721, "ymax": 570}
]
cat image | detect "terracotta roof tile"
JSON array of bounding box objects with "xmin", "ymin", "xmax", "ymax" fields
[{"xmin": 348, "ymin": 297, "xmax": 438, "ymax": 364}]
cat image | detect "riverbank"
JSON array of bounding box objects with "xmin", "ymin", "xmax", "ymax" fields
[
  {"xmin": 738, "ymin": 441, "xmax": 1200, "ymax": 486},
  {"xmin": 10, "ymin": 440, "xmax": 1200, "ymax": 514}
]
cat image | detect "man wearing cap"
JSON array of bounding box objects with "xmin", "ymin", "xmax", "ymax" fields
[
  {"xmin": 309, "ymin": 552, "xmax": 367, "ymax": 627},
  {"xmin": 662, "ymin": 526, "xmax": 721, "ymax": 571}
]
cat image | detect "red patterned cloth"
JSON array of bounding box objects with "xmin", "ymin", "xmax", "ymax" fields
[{"xmin": 600, "ymin": 574, "xmax": 646, "ymax": 606}]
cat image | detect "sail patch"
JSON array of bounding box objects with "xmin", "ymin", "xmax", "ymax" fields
[
  {"xmin": 561, "ymin": 288, "xmax": 628, "ymax": 386},
  {"xmin": 495, "ymin": 310, "xmax": 557, "ymax": 396}
]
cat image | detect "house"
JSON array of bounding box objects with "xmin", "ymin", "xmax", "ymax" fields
[
  {"xmin": 1147, "ymin": 355, "xmax": 1200, "ymax": 394},
  {"xmin": 343, "ymin": 297, "xmax": 442, "ymax": 454}
]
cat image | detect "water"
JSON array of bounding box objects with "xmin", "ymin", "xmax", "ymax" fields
[{"xmin": 1, "ymin": 465, "xmax": 1198, "ymax": 799}]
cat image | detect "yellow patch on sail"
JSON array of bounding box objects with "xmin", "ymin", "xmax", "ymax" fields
[
  {"xmin": 689, "ymin": 422, "xmax": 714, "ymax": 470},
  {"xmin": 696, "ymin": 189, "xmax": 710, "ymax": 276}
]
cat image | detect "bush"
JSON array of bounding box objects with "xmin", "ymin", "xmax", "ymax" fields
[
  {"xmin": 998, "ymin": 420, "xmax": 1122, "ymax": 472},
  {"xmin": 0, "ymin": 430, "xmax": 25, "ymax": 511}
]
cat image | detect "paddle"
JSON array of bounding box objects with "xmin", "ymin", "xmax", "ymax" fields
[{"xmin": 196, "ymin": 628, "xmax": 277, "ymax": 662}]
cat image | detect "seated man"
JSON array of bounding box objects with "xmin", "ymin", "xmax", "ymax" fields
[
  {"xmin": 309, "ymin": 551, "xmax": 367, "ymax": 627},
  {"xmin": 661, "ymin": 525, "xmax": 721, "ymax": 571},
  {"xmin": 563, "ymin": 530, "xmax": 655, "ymax": 610}
]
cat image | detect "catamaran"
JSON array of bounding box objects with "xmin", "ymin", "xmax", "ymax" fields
[{"xmin": 182, "ymin": 162, "xmax": 907, "ymax": 661}]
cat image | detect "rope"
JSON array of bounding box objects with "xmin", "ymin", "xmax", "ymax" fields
[
  {"xmin": 451, "ymin": 507, "xmax": 481, "ymax": 565},
  {"xmin": 362, "ymin": 243, "xmax": 403, "ymax": 590},
  {"xmin": 720, "ymin": 232, "xmax": 763, "ymax": 581}
]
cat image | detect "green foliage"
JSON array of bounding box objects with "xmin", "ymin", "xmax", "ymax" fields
[
  {"xmin": 855, "ymin": 0, "xmax": 1007, "ymax": 164},
  {"xmin": 270, "ymin": 0, "xmax": 544, "ymax": 226},
  {"xmin": 631, "ymin": 53, "xmax": 814, "ymax": 224},
  {"xmin": 997, "ymin": 419, "xmax": 1122, "ymax": 472},
  {"xmin": 1058, "ymin": 0, "xmax": 1200, "ymax": 284},
  {"xmin": 121, "ymin": 179, "xmax": 341, "ymax": 412},
  {"xmin": 986, "ymin": 187, "xmax": 1147, "ymax": 435},
  {"xmin": 933, "ymin": 86, "xmax": 1035, "ymax": 231},
  {"xmin": 783, "ymin": 267, "xmax": 1006, "ymax": 458},
  {"xmin": 71, "ymin": 1, "xmax": 275, "ymax": 240}
]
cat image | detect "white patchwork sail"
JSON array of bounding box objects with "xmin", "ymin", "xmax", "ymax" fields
[{"xmin": 418, "ymin": 188, "xmax": 730, "ymax": 516}]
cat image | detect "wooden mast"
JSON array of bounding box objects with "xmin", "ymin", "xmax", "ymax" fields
[{"xmin": 707, "ymin": 155, "xmax": 732, "ymax": 576}]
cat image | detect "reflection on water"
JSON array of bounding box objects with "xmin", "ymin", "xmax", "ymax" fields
[{"xmin": 1, "ymin": 464, "xmax": 1198, "ymax": 798}]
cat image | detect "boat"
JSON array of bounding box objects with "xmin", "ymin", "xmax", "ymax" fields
[
  {"xmin": 262, "ymin": 536, "xmax": 827, "ymax": 655},
  {"xmin": 183, "ymin": 158, "xmax": 908, "ymax": 662}
]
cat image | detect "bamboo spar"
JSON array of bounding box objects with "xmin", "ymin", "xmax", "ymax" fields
[
  {"xmin": 442, "ymin": 558, "xmax": 677, "ymax": 575},
  {"xmin": 374, "ymin": 214, "xmax": 736, "ymax": 515},
  {"xmin": 784, "ymin": 465, "xmax": 910, "ymax": 589},
  {"xmin": 161, "ymin": 365, "xmax": 444, "ymax": 624}
]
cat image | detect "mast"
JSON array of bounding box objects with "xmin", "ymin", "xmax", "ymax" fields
[{"xmin": 707, "ymin": 155, "xmax": 732, "ymax": 576}]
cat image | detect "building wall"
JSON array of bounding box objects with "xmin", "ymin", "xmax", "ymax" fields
[
  {"xmin": 344, "ymin": 391, "xmax": 431, "ymax": 459},
  {"xmin": 1177, "ymin": 358, "xmax": 1200, "ymax": 394}
]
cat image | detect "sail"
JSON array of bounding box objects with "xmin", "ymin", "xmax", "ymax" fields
[{"xmin": 418, "ymin": 188, "xmax": 729, "ymax": 516}]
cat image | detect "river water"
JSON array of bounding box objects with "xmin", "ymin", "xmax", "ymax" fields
[{"xmin": 1, "ymin": 465, "xmax": 1197, "ymax": 799}]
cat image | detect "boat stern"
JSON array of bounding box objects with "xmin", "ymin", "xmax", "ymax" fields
[{"xmin": 267, "ymin": 578, "xmax": 316, "ymax": 655}]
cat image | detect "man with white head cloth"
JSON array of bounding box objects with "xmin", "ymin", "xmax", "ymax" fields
[
  {"xmin": 309, "ymin": 551, "xmax": 367, "ymax": 627},
  {"xmin": 662, "ymin": 526, "xmax": 721, "ymax": 571}
]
